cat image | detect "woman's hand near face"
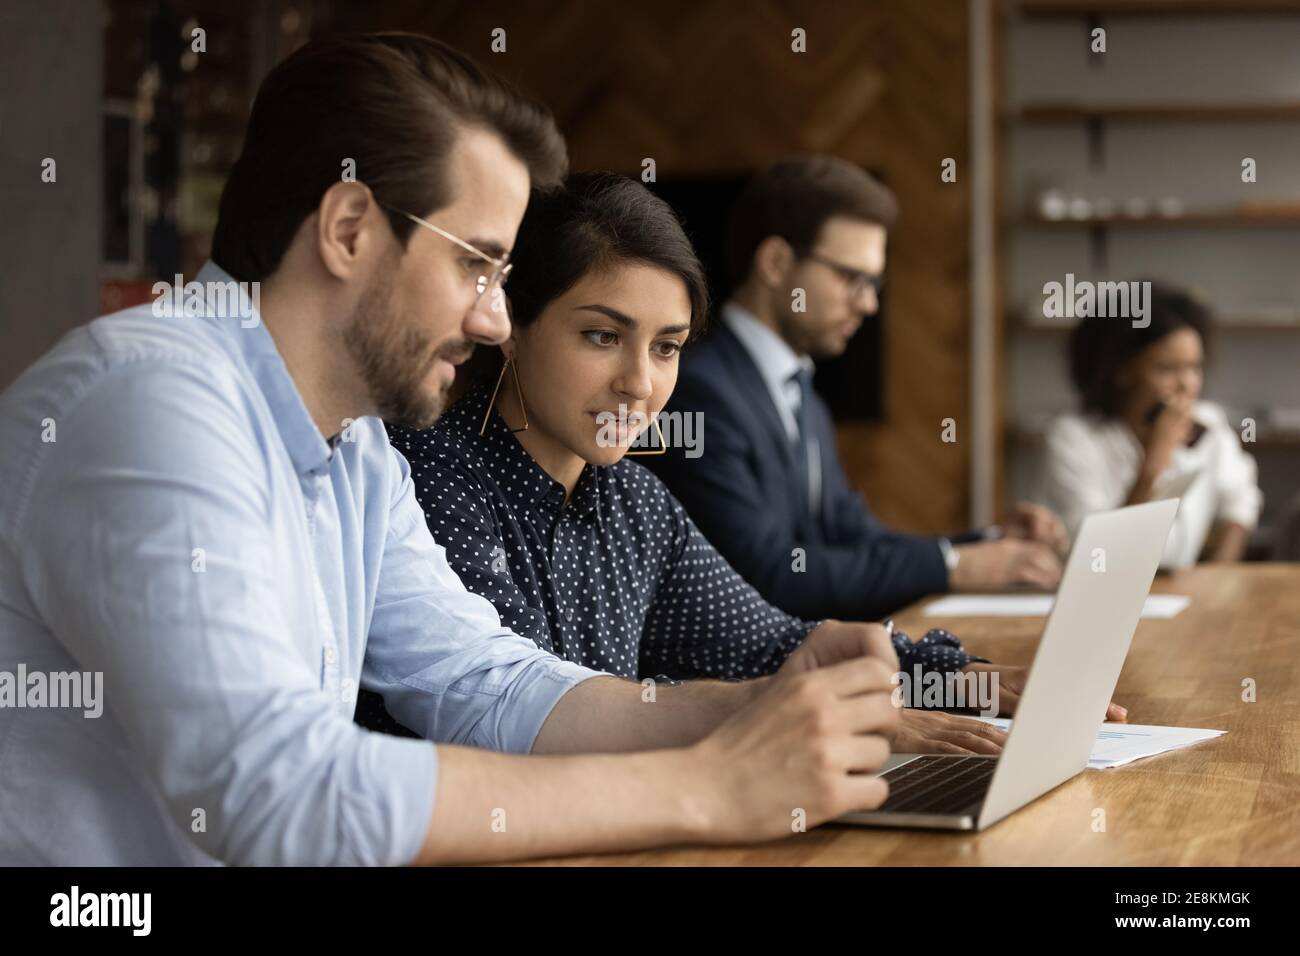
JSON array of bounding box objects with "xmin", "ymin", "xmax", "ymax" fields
[
  {"xmin": 1127, "ymin": 394, "xmax": 1194, "ymax": 505},
  {"xmin": 1142, "ymin": 393, "xmax": 1195, "ymax": 474}
]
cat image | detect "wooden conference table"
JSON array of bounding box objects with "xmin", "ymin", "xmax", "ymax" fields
[{"xmin": 529, "ymin": 564, "xmax": 1300, "ymax": 866}]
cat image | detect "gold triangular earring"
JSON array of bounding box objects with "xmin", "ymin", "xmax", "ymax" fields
[
  {"xmin": 625, "ymin": 413, "xmax": 667, "ymax": 456},
  {"xmin": 480, "ymin": 355, "xmax": 529, "ymax": 436}
]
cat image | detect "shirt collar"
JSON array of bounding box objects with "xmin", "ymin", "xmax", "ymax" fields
[
  {"xmin": 722, "ymin": 301, "xmax": 814, "ymax": 393},
  {"xmin": 196, "ymin": 260, "xmax": 334, "ymax": 476},
  {"xmin": 459, "ymin": 389, "xmax": 603, "ymax": 525}
]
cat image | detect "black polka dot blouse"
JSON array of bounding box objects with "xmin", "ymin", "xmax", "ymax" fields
[
  {"xmin": 354, "ymin": 388, "xmax": 986, "ymax": 735},
  {"xmin": 356, "ymin": 387, "xmax": 984, "ymax": 731}
]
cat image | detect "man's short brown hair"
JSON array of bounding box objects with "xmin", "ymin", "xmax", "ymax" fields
[
  {"xmin": 723, "ymin": 154, "xmax": 898, "ymax": 289},
  {"xmin": 211, "ymin": 33, "xmax": 568, "ymax": 281}
]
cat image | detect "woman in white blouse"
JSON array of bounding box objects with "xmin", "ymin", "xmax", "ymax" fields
[{"xmin": 1040, "ymin": 283, "xmax": 1262, "ymax": 569}]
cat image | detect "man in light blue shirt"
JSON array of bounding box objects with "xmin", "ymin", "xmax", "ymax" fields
[
  {"xmin": 0, "ymin": 34, "xmax": 902, "ymax": 866},
  {"xmin": 0, "ymin": 259, "xmax": 586, "ymax": 864}
]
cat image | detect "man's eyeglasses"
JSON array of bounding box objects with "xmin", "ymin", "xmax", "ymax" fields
[
  {"xmin": 379, "ymin": 201, "xmax": 512, "ymax": 302},
  {"xmin": 804, "ymin": 251, "xmax": 885, "ymax": 301}
]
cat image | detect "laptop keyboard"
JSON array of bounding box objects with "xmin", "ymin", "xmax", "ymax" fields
[{"xmin": 877, "ymin": 755, "xmax": 996, "ymax": 815}]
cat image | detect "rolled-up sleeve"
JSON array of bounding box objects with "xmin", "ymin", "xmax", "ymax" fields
[
  {"xmin": 19, "ymin": 360, "xmax": 439, "ymax": 866},
  {"xmin": 361, "ymin": 445, "xmax": 602, "ymax": 754}
]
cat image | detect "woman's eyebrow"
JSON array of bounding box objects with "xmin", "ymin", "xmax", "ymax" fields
[
  {"xmin": 574, "ymin": 305, "xmax": 690, "ymax": 336},
  {"xmin": 575, "ymin": 304, "xmax": 637, "ymax": 328}
]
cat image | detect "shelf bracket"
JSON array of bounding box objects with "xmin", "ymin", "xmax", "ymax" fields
[
  {"xmin": 1085, "ymin": 14, "xmax": 1106, "ymax": 171},
  {"xmin": 1089, "ymin": 223, "xmax": 1109, "ymax": 274}
]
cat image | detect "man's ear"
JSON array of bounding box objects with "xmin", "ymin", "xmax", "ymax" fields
[
  {"xmin": 752, "ymin": 235, "xmax": 796, "ymax": 289},
  {"xmin": 316, "ymin": 182, "xmax": 383, "ymax": 281}
]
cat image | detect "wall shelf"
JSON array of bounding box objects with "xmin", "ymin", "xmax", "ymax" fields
[
  {"xmin": 1009, "ymin": 102, "xmax": 1300, "ymax": 122},
  {"xmin": 996, "ymin": 0, "xmax": 1300, "ymax": 526},
  {"xmin": 1017, "ymin": 209, "xmax": 1300, "ymax": 228},
  {"xmin": 1015, "ymin": 1, "xmax": 1300, "ymax": 17},
  {"xmin": 1012, "ymin": 426, "xmax": 1300, "ymax": 449},
  {"xmin": 1015, "ymin": 315, "xmax": 1300, "ymax": 334}
]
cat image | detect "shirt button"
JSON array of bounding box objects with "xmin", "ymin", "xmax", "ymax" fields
[
  {"xmin": 340, "ymin": 678, "xmax": 356, "ymax": 703},
  {"xmin": 324, "ymin": 647, "xmax": 337, "ymax": 666},
  {"xmin": 564, "ymin": 607, "xmax": 574, "ymax": 622}
]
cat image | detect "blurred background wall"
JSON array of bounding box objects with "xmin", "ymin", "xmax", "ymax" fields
[{"xmin": 0, "ymin": 0, "xmax": 102, "ymax": 392}]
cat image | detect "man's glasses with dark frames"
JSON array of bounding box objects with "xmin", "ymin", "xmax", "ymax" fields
[{"xmin": 803, "ymin": 251, "xmax": 885, "ymax": 301}]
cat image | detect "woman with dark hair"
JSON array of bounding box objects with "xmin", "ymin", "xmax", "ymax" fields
[
  {"xmin": 358, "ymin": 171, "xmax": 1113, "ymax": 750},
  {"xmin": 1040, "ymin": 282, "xmax": 1261, "ymax": 567}
]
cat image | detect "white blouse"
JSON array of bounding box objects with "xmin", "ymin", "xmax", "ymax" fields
[{"xmin": 1038, "ymin": 401, "xmax": 1263, "ymax": 569}]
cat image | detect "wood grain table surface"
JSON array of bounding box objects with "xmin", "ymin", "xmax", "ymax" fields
[{"xmin": 524, "ymin": 564, "xmax": 1300, "ymax": 866}]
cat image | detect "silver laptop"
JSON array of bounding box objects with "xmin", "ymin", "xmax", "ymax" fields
[{"xmin": 840, "ymin": 498, "xmax": 1179, "ymax": 831}]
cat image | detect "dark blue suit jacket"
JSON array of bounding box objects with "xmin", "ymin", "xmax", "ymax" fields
[{"xmin": 646, "ymin": 319, "xmax": 949, "ymax": 620}]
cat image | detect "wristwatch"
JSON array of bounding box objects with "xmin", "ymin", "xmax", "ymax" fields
[{"xmin": 938, "ymin": 537, "xmax": 960, "ymax": 574}]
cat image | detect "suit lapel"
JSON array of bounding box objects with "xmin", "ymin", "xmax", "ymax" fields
[{"xmin": 711, "ymin": 322, "xmax": 802, "ymax": 478}]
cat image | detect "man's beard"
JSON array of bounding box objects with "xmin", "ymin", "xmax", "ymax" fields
[
  {"xmin": 342, "ymin": 259, "xmax": 474, "ymax": 430},
  {"xmin": 775, "ymin": 303, "xmax": 823, "ymax": 360},
  {"xmin": 776, "ymin": 301, "xmax": 850, "ymax": 362}
]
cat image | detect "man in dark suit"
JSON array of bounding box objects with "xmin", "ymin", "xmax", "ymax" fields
[{"xmin": 647, "ymin": 155, "xmax": 1066, "ymax": 621}]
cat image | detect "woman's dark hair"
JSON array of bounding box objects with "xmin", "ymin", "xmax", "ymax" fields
[
  {"xmin": 468, "ymin": 171, "xmax": 709, "ymax": 383},
  {"xmin": 1068, "ymin": 281, "xmax": 1213, "ymax": 418},
  {"xmin": 211, "ymin": 33, "xmax": 567, "ymax": 281}
]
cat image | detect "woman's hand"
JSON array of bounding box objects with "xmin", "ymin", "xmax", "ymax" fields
[
  {"xmin": 889, "ymin": 709, "xmax": 1007, "ymax": 755},
  {"xmin": 960, "ymin": 662, "xmax": 1128, "ymax": 722},
  {"xmin": 1140, "ymin": 394, "xmax": 1196, "ymax": 480}
]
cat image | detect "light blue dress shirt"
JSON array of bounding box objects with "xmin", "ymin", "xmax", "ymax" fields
[{"xmin": 0, "ymin": 261, "xmax": 600, "ymax": 866}]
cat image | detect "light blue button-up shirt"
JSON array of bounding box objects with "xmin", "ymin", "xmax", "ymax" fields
[{"xmin": 0, "ymin": 261, "xmax": 601, "ymax": 866}]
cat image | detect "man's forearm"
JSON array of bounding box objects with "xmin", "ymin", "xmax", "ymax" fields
[
  {"xmin": 414, "ymin": 742, "xmax": 714, "ymax": 864},
  {"xmin": 413, "ymin": 647, "xmax": 902, "ymax": 865},
  {"xmin": 530, "ymin": 675, "xmax": 767, "ymax": 754}
]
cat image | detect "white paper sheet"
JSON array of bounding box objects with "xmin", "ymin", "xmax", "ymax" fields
[
  {"xmin": 923, "ymin": 593, "xmax": 1190, "ymax": 619},
  {"xmin": 977, "ymin": 717, "xmax": 1224, "ymax": 769}
]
